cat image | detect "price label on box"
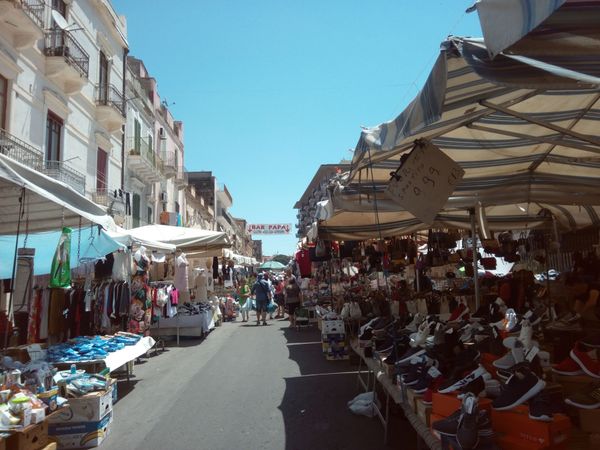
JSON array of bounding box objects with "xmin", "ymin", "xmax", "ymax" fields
[{"xmin": 386, "ymin": 140, "xmax": 464, "ymax": 224}]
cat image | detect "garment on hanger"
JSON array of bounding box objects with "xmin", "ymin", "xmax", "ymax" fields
[{"xmin": 175, "ymin": 253, "xmax": 190, "ymax": 302}]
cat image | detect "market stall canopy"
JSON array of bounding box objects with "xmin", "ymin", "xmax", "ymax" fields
[
  {"xmin": 106, "ymin": 227, "xmax": 176, "ymax": 253},
  {"xmin": 324, "ymin": 36, "xmax": 600, "ymax": 240},
  {"xmin": 0, "ymin": 154, "xmax": 116, "ymax": 234},
  {"xmin": 223, "ymin": 249, "xmax": 256, "ymax": 266},
  {"xmin": 125, "ymin": 225, "xmax": 230, "ymax": 253},
  {"xmin": 258, "ymin": 260, "xmax": 286, "ymax": 271},
  {"xmin": 0, "ymin": 226, "xmax": 126, "ymax": 279},
  {"xmin": 474, "ymin": 0, "xmax": 600, "ymax": 74}
]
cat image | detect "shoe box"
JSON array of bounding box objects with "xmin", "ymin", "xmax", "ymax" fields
[
  {"xmin": 321, "ymin": 319, "xmax": 344, "ymax": 335},
  {"xmin": 480, "ymin": 352, "xmax": 501, "ymax": 378},
  {"xmin": 322, "ymin": 333, "xmax": 349, "ymax": 360},
  {"xmin": 429, "ymin": 413, "xmax": 445, "ymax": 440},
  {"xmin": 431, "ymin": 392, "xmax": 492, "ymax": 418},
  {"xmin": 496, "ymin": 433, "xmax": 567, "ymax": 450},
  {"xmin": 416, "ymin": 399, "xmax": 432, "ymax": 426},
  {"xmin": 491, "ymin": 405, "xmax": 571, "ymax": 449},
  {"xmin": 48, "ymin": 410, "xmax": 113, "ymax": 449},
  {"xmin": 5, "ymin": 418, "xmax": 49, "ymax": 450},
  {"xmin": 575, "ymin": 408, "xmax": 600, "ymax": 434}
]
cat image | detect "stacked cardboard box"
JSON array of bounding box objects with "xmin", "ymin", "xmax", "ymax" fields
[
  {"xmin": 321, "ymin": 320, "xmax": 349, "ymax": 360},
  {"xmin": 47, "ymin": 384, "xmax": 114, "ymax": 449}
]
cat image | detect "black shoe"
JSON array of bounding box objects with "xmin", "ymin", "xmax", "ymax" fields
[
  {"xmin": 528, "ymin": 392, "xmax": 553, "ymax": 422},
  {"xmin": 457, "ymin": 375, "xmax": 486, "ymax": 399},
  {"xmin": 457, "ymin": 393, "xmax": 480, "ymax": 450},
  {"xmin": 396, "ymin": 346, "xmax": 426, "ymax": 364},
  {"xmin": 438, "ymin": 365, "xmax": 489, "ymax": 394},
  {"xmin": 492, "ymin": 365, "xmax": 546, "ymax": 410},
  {"xmin": 402, "ymin": 361, "xmax": 429, "ymax": 386},
  {"xmin": 432, "ymin": 409, "xmax": 462, "ymax": 436},
  {"xmin": 412, "ymin": 367, "xmax": 442, "ymax": 394},
  {"xmin": 581, "ymin": 333, "xmax": 600, "ymax": 349},
  {"xmin": 358, "ymin": 328, "xmax": 373, "ymax": 342}
]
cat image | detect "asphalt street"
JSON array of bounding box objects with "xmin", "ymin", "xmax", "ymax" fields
[{"xmin": 102, "ymin": 317, "xmax": 417, "ymax": 450}]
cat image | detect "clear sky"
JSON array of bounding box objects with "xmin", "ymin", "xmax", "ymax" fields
[{"xmin": 112, "ymin": 0, "xmax": 482, "ymax": 256}]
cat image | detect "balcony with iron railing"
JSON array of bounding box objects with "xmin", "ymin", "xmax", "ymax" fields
[
  {"xmin": 0, "ymin": 0, "xmax": 45, "ymax": 49},
  {"xmin": 174, "ymin": 165, "xmax": 188, "ymax": 190},
  {"xmin": 44, "ymin": 29, "xmax": 89, "ymax": 94},
  {"xmin": 92, "ymin": 188, "xmax": 125, "ymax": 214},
  {"xmin": 0, "ymin": 128, "xmax": 85, "ymax": 194},
  {"xmin": 0, "ymin": 127, "xmax": 43, "ymax": 167},
  {"xmin": 127, "ymin": 136, "xmax": 162, "ymax": 182},
  {"xmin": 95, "ymin": 84, "xmax": 125, "ymax": 133},
  {"xmin": 161, "ymin": 150, "xmax": 177, "ymax": 178},
  {"xmin": 40, "ymin": 160, "xmax": 86, "ymax": 195}
]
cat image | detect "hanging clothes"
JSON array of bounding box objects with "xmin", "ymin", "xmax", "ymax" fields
[{"xmin": 174, "ymin": 253, "xmax": 190, "ymax": 303}]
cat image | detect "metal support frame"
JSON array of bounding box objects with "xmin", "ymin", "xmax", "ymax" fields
[{"xmin": 470, "ymin": 208, "xmax": 480, "ymax": 310}]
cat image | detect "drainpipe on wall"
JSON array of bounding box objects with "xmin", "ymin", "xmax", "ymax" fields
[{"xmin": 121, "ymin": 46, "xmax": 129, "ymax": 190}]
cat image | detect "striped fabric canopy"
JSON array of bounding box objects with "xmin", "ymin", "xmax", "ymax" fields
[{"xmin": 319, "ymin": 37, "xmax": 600, "ymax": 240}]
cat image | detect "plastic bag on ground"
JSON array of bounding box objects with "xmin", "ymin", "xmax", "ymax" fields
[{"xmin": 348, "ymin": 391, "xmax": 379, "ymax": 418}]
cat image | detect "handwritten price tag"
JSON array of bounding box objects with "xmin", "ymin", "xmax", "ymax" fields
[{"xmin": 385, "ymin": 140, "xmax": 464, "ymax": 224}]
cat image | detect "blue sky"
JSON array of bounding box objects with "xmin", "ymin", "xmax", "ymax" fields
[{"xmin": 113, "ymin": 0, "xmax": 482, "ymax": 256}]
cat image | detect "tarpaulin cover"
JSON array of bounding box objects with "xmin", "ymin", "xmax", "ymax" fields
[
  {"xmin": 124, "ymin": 225, "xmax": 230, "ymax": 253},
  {"xmin": 0, "ymin": 226, "xmax": 126, "ymax": 279},
  {"xmin": 0, "ymin": 154, "xmax": 116, "ymax": 234}
]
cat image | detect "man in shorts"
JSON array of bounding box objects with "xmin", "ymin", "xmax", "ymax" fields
[{"xmin": 251, "ymin": 272, "xmax": 271, "ymax": 326}]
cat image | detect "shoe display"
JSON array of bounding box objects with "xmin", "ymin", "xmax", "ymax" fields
[
  {"xmin": 528, "ymin": 392, "xmax": 554, "ymax": 422},
  {"xmin": 503, "ymin": 319, "xmax": 533, "ymax": 350},
  {"xmin": 493, "ymin": 340, "xmax": 526, "ymax": 370},
  {"xmin": 457, "ymin": 393, "xmax": 480, "ymax": 450},
  {"xmin": 457, "ymin": 375, "xmax": 486, "ymax": 399},
  {"xmin": 438, "ymin": 365, "xmax": 490, "ymax": 394},
  {"xmin": 570, "ymin": 341, "xmax": 600, "ymax": 378},
  {"xmin": 565, "ymin": 383, "xmax": 600, "ymax": 409},
  {"xmin": 552, "ymin": 355, "xmax": 584, "ymax": 376},
  {"xmin": 449, "ymin": 303, "xmax": 469, "ymax": 322},
  {"xmin": 396, "ymin": 346, "xmax": 426, "ymax": 364},
  {"xmin": 432, "ymin": 409, "xmax": 462, "ymax": 436},
  {"xmin": 402, "ymin": 360, "xmax": 429, "ymax": 386},
  {"xmin": 492, "ymin": 365, "xmax": 546, "ymax": 410}
]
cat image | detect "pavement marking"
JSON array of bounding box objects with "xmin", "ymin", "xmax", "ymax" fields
[
  {"xmin": 285, "ymin": 371, "xmax": 360, "ymax": 378},
  {"xmin": 286, "ymin": 341, "xmax": 322, "ymax": 346}
]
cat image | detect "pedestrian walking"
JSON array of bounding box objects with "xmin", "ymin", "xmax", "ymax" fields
[
  {"xmin": 263, "ymin": 271, "xmax": 275, "ymax": 319},
  {"xmin": 251, "ymin": 272, "xmax": 271, "ymax": 326},
  {"xmin": 273, "ymin": 276, "xmax": 285, "ymax": 318},
  {"xmin": 238, "ymin": 277, "xmax": 251, "ymax": 322},
  {"xmin": 284, "ymin": 277, "xmax": 302, "ymax": 327}
]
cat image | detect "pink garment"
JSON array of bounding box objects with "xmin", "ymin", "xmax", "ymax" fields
[{"xmin": 170, "ymin": 288, "xmax": 179, "ymax": 305}]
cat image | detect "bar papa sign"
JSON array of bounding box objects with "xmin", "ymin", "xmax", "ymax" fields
[{"xmin": 247, "ymin": 223, "xmax": 292, "ymax": 235}]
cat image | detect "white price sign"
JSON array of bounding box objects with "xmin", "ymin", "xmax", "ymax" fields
[{"xmin": 385, "ymin": 140, "xmax": 464, "ymax": 224}]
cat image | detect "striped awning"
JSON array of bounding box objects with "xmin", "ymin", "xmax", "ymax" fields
[{"xmin": 319, "ymin": 36, "xmax": 600, "ymax": 240}]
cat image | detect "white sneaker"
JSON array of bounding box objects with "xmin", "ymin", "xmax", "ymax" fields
[
  {"xmin": 404, "ymin": 313, "xmax": 424, "ymax": 333},
  {"xmin": 503, "ymin": 319, "xmax": 534, "ymax": 350},
  {"xmin": 410, "ymin": 321, "xmax": 430, "ymax": 348}
]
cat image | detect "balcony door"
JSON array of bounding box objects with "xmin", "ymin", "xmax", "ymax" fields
[
  {"xmin": 46, "ymin": 112, "xmax": 62, "ymax": 162},
  {"xmin": 96, "ymin": 148, "xmax": 107, "ymax": 191},
  {"xmin": 133, "ymin": 119, "xmax": 141, "ymax": 154},
  {"xmin": 99, "ymin": 52, "xmax": 109, "ymax": 103},
  {"xmin": 0, "ymin": 74, "xmax": 7, "ymax": 130},
  {"xmin": 132, "ymin": 193, "xmax": 141, "ymax": 228}
]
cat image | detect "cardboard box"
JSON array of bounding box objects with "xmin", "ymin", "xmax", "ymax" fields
[
  {"xmin": 110, "ymin": 379, "xmax": 118, "ymax": 405},
  {"xmin": 491, "ymin": 405, "xmax": 571, "ymax": 448},
  {"xmin": 48, "ymin": 411, "xmax": 112, "ymax": 449},
  {"xmin": 5, "ymin": 419, "xmax": 48, "ymax": 450},
  {"xmin": 578, "ymin": 407, "xmax": 600, "ymax": 434},
  {"xmin": 406, "ymin": 388, "xmax": 422, "ymax": 413},
  {"xmin": 590, "ymin": 434, "xmax": 600, "ymax": 449},
  {"xmin": 431, "ymin": 392, "xmax": 492, "ymax": 418},
  {"xmin": 416, "ymin": 400, "xmax": 432, "ymax": 426},
  {"xmin": 48, "ymin": 387, "xmax": 113, "ymax": 424},
  {"xmin": 321, "ymin": 319, "xmax": 344, "ymax": 335}
]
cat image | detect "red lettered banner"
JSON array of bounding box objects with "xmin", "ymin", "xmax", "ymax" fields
[{"xmin": 246, "ymin": 224, "xmax": 292, "ymax": 235}]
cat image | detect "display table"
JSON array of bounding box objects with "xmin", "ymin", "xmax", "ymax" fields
[
  {"xmin": 351, "ymin": 340, "xmax": 441, "ymax": 450},
  {"xmin": 54, "ymin": 336, "xmax": 156, "ymax": 381},
  {"xmin": 150, "ymin": 314, "xmax": 215, "ymax": 345}
]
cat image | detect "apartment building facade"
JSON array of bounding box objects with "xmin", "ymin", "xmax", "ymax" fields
[{"xmin": 0, "ymin": 0, "xmax": 128, "ymax": 217}]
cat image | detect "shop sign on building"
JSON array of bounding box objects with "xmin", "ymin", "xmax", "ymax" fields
[
  {"xmin": 247, "ymin": 224, "xmax": 292, "ymax": 234},
  {"xmin": 386, "ymin": 140, "xmax": 464, "ymax": 224}
]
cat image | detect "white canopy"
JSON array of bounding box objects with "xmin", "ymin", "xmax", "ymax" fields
[
  {"xmin": 0, "ymin": 153, "xmax": 116, "ymax": 234},
  {"xmin": 106, "ymin": 227, "xmax": 176, "ymax": 253},
  {"xmin": 125, "ymin": 225, "xmax": 230, "ymax": 253}
]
